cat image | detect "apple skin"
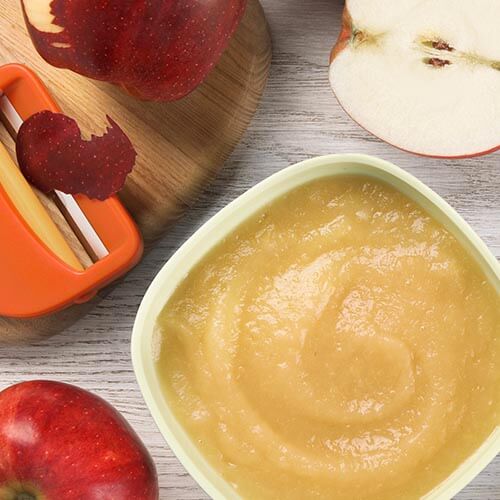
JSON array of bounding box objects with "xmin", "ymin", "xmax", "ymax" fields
[
  {"xmin": 0, "ymin": 381, "xmax": 159, "ymax": 499},
  {"xmin": 21, "ymin": 0, "xmax": 247, "ymax": 102},
  {"xmin": 330, "ymin": 8, "xmax": 352, "ymax": 64}
]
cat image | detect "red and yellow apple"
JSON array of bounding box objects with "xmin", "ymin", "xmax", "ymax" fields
[
  {"xmin": 21, "ymin": 0, "xmax": 247, "ymax": 101},
  {"xmin": 0, "ymin": 381, "xmax": 158, "ymax": 499},
  {"xmin": 329, "ymin": 0, "xmax": 500, "ymax": 158}
]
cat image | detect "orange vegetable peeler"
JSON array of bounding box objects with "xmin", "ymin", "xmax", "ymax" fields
[{"xmin": 0, "ymin": 63, "xmax": 143, "ymax": 318}]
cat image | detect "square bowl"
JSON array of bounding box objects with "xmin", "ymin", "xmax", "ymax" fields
[{"xmin": 132, "ymin": 154, "xmax": 500, "ymax": 499}]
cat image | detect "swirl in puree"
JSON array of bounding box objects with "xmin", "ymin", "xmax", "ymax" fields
[{"xmin": 155, "ymin": 176, "xmax": 500, "ymax": 499}]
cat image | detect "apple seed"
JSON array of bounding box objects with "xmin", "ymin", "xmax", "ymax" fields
[
  {"xmin": 424, "ymin": 57, "xmax": 451, "ymax": 68},
  {"xmin": 421, "ymin": 39, "xmax": 455, "ymax": 52}
]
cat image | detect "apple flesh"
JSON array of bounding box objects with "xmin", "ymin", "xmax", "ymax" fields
[
  {"xmin": 329, "ymin": 0, "xmax": 500, "ymax": 158},
  {"xmin": 0, "ymin": 381, "xmax": 158, "ymax": 499},
  {"xmin": 21, "ymin": 0, "xmax": 247, "ymax": 102}
]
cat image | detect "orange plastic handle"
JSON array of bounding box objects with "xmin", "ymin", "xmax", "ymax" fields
[{"xmin": 0, "ymin": 64, "xmax": 143, "ymax": 318}]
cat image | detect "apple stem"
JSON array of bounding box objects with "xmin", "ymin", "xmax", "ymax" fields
[{"xmin": 16, "ymin": 495, "xmax": 36, "ymax": 500}]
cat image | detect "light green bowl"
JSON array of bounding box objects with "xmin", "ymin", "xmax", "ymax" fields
[{"xmin": 132, "ymin": 154, "xmax": 500, "ymax": 499}]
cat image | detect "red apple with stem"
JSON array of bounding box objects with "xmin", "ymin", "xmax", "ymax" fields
[
  {"xmin": 21, "ymin": 0, "xmax": 247, "ymax": 101},
  {"xmin": 0, "ymin": 381, "xmax": 159, "ymax": 499}
]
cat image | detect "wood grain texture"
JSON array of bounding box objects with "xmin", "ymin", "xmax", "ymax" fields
[
  {"xmin": 0, "ymin": 0, "xmax": 271, "ymax": 342},
  {"xmin": 0, "ymin": 0, "xmax": 499, "ymax": 498}
]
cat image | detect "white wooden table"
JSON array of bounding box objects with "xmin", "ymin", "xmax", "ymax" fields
[{"xmin": 1, "ymin": 1, "xmax": 498, "ymax": 498}]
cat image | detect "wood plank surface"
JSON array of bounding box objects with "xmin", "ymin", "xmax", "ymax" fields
[{"xmin": 0, "ymin": 0, "xmax": 498, "ymax": 498}]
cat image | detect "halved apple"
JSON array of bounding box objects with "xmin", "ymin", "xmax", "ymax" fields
[{"xmin": 329, "ymin": 0, "xmax": 500, "ymax": 158}]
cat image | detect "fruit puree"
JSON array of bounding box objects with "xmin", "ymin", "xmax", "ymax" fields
[{"xmin": 155, "ymin": 176, "xmax": 500, "ymax": 499}]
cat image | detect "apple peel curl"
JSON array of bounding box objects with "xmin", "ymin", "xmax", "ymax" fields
[{"xmin": 16, "ymin": 111, "xmax": 136, "ymax": 201}]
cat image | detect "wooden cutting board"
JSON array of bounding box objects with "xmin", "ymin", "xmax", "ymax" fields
[{"xmin": 0, "ymin": 0, "xmax": 271, "ymax": 343}]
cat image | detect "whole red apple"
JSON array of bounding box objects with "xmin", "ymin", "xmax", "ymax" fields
[
  {"xmin": 21, "ymin": 0, "xmax": 247, "ymax": 101},
  {"xmin": 0, "ymin": 381, "xmax": 158, "ymax": 499}
]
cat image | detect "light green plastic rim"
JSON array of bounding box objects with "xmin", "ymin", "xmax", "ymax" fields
[{"xmin": 132, "ymin": 154, "xmax": 500, "ymax": 500}]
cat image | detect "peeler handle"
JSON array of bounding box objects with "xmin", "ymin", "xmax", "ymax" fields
[{"xmin": 0, "ymin": 63, "xmax": 143, "ymax": 318}]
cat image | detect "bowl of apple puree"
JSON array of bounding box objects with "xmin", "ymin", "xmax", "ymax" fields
[{"xmin": 154, "ymin": 176, "xmax": 500, "ymax": 499}]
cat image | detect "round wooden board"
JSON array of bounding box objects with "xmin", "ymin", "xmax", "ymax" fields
[{"xmin": 0, "ymin": 0, "xmax": 271, "ymax": 343}]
